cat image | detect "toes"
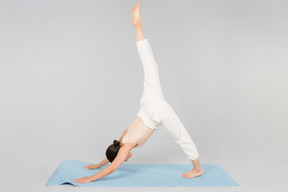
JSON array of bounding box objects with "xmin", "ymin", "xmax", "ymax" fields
[{"xmin": 181, "ymin": 173, "xmax": 187, "ymax": 178}]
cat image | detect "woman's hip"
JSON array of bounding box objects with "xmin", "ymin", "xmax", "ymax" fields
[{"xmin": 138, "ymin": 97, "xmax": 168, "ymax": 125}]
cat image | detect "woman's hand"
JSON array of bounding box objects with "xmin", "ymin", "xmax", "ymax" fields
[
  {"xmin": 84, "ymin": 164, "xmax": 98, "ymax": 169},
  {"xmin": 74, "ymin": 176, "xmax": 93, "ymax": 184}
]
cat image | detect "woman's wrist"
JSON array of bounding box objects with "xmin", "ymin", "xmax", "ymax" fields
[{"xmin": 88, "ymin": 176, "xmax": 95, "ymax": 182}]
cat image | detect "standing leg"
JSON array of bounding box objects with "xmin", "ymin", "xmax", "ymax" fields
[{"xmin": 160, "ymin": 101, "xmax": 204, "ymax": 178}]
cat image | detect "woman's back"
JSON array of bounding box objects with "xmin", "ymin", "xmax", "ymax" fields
[{"xmin": 121, "ymin": 116, "xmax": 155, "ymax": 148}]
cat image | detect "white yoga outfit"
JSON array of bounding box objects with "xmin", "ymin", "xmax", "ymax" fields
[{"xmin": 125, "ymin": 38, "xmax": 199, "ymax": 161}]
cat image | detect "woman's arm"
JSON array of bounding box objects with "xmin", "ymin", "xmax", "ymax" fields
[
  {"xmin": 84, "ymin": 157, "xmax": 110, "ymax": 169},
  {"xmin": 89, "ymin": 144, "xmax": 133, "ymax": 181},
  {"xmin": 74, "ymin": 144, "xmax": 135, "ymax": 184},
  {"xmin": 119, "ymin": 128, "xmax": 128, "ymax": 144},
  {"xmin": 96, "ymin": 157, "xmax": 110, "ymax": 168}
]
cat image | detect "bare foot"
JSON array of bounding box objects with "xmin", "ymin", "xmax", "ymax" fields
[
  {"xmin": 181, "ymin": 168, "xmax": 204, "ymax": 178},
  {"xmin": 131, "ymin": 1, "xmax": 142, "ymax": 26}
]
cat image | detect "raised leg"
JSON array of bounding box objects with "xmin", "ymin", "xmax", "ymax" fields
[{"xmin": 133, "ymin": 2, "xmax": 164, "ymax": 98}]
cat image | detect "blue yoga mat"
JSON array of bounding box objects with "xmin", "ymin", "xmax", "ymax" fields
[{"xmin": 46, "ymin": 159, "xmax": 239, "ymax": 187}]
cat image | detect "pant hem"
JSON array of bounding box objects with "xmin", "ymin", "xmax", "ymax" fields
[{"xmin": 189, "ymin": 152, "xmax": 200, "ymax": 161}]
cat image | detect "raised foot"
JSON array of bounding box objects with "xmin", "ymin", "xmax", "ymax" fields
[
  {"xmin": 132, "ymin": 1, "xmax": 142, "ymax": 26},
  {"xmin": 181, "ymin": 168, "xmax": 204, "ymax": 178}
]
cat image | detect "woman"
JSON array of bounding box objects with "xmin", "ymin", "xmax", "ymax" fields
[{"xmin": 74, "ymin": 2, "xmax": 203, "ymax": 184}]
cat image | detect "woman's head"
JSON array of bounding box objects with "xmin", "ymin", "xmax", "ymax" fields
[
  {"xmin": 105, "ymin": 140, "xmax": 121, "ymax": 163},
  {"xmin": 105, "ymin": 140, "xmax": 133, "ymax": 163}
]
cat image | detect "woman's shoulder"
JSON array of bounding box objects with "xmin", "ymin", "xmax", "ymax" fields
[{"xmin": 122, "ymin": 142, "xmax": 138, "ymax": 149}]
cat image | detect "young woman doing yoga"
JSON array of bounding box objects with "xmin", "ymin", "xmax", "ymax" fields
[{"xmin": 74, "ymin": 2, "xmax": 203, "ymax": 184}]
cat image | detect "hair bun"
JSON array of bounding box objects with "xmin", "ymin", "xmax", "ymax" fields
[{"xmin": 113, "ymin": 140, "xmax": 120, "ymax": 146}]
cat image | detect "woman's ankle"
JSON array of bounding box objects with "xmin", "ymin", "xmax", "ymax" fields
[
  {"xmin": 193, "ymin": 167, "xmax": 203, "ymax": 171},
  {"xmin": 135, "ymin": 23, "xmax": 143, "ymax": 29}
]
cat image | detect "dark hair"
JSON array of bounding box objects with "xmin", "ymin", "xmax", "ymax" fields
[{"xmin": 105, "ymin": 140, "xmax": 121, "ymax": 163}]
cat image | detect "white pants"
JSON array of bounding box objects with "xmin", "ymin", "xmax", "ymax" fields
[{"xmin": 136, "ymin": 38, "xmax": 200, "ymax": 161}]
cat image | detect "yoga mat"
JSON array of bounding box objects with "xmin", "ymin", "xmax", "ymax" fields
[{"xmin": 46, "ymin": 159, "xmax": 239, "ymax": 187}]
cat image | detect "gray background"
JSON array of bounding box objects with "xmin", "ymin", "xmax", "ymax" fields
[{"xmin": 0, "ymin": 0, "xmax": 287, "ymax": 192}]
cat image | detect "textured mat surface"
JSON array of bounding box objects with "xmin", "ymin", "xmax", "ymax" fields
[{"xmin": 46, "ymin": 159, "xmax": 239, "ymax": 187}]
